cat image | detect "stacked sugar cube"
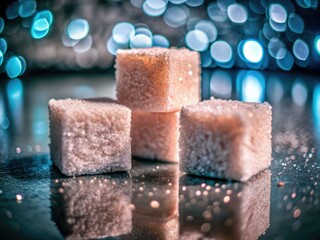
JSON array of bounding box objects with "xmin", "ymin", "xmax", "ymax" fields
[
  {"xmin": 48, "ymin": 47, "xmax": 272, "ymax": 182},
  {"xmin": 116, "ymin": 48, "xmax": 201, "ymax": 163}
]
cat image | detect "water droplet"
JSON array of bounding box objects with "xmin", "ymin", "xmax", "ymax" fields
[
  {"xmin": 223, "ymin": 196, "xmax": 230, "ymax": 203},
  {"xmin": 150, "ymin": 200, "xmax": 160, "ymax": 208},
  {"xmin": 16, "ymin": 194, "xmax": 23, "ymax": 201}
]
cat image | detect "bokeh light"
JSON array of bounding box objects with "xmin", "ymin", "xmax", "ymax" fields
[
  {"xmin": 296, "ymin": 0, "xmax": 318, "ymax": 9},
  {"xmin": 227, "ymin": 3, "xmax": 248, "ymax": 24},
  {"xmin": 241, "ymin": 39, "xmax": 264, "ymax": 63},
  {"xmin": 267, "ymin": 76, "xmax": 283, "ymax": 102},
  {"xmin": 18, "ymin": 56, "xmax": 27, "ymax": 76},
  {"xmin": 210, "ymin": 70, "xmax": 232, "ymax": 99},
  {"xmin": 18, "ymin": 0, "xmax": 37, "ymax": 18},
  {"xmin": 33, "ymin": 10, "xmax": 53, "ymax": 25},
  {"xmin": 1, "ymin": 0, "xmax": 320, "ymax": 73},
  {"xmin": 238, "ymin": 70, "xmax": 265, "ymax": 103},
  {"xmin": 0, "ymin": 38, "xmax": 8, "ymax": 55},
  {"xmin": 33, "ymin": 18, "xmax": 49, "ymax": 31},
  {"xmin": 153, "ymin": 34, "xmax": 170, "ymax": 47},
  {"xmin": 293, "ymin": 39, "xmax": 309, "ymax": 61},
  {"xmin": 164, "ymin": 6, "xmax": 188, "ymax": 28},
  {"xmin": 269, "ymin": 3, "xmax": 288, "ymax": 32},
  {"xmin": 185, "ymin": 30, "xmax": 209, "ymax": 52},
  {"xmin": 31, "ymin": 10, "xmax": 53, "ymax": 39},
  {"xmin": 130, "ymin": 34, "xmax": 152, "ymax": 48},
  {"xmin": 263, "ymin": 23, "xmax": 280, "ymax": 41},
  {"xmin": 5, "ymin": 56, "xmax": 26, "ymax": 78},
  {"xmin": 0, "ymin": 51, "xmax": 3, "ymax": 66},
  {"xmin": 200, "ymin": 50, "xmax": 212, "ymax": 68},
  {"xmin": 107, "ymin": 37, "xmax": 126, "ymax": 55},
  {"xmin": 135, "ymin": 27, "xmax": 153, "ymax": 38},
  {"xmin": 268, "ymin": 38, "xmax": 285, "ymax": 58},
  {"xmin": 67, "ymin": 18, "xmax": 89, "ymax": 40},
  {"xmin": 6, "ymin": 2, "xmax": 20, "ymax": 20},
  {"xmin": 31, "ymin": 23, "xmax": 50, "ymax": 39},
  {"xmin": 131, "ymin": 0, "xmax": 144, "ymax": 8},
  {"xmin": 170, "ymin": 0, "xmax": 187, "ymax": 4},
  {"xmin": 112, "ymin": 22, "xmax": 135, "ymax": 45},
  {"xmin": 207, "ymin": 3, "xmax": 228, "ymax": 22},
  {"xmin": 73, "ymin": 35, "xmax": 92, "ymax": 53},
  {"xmin": 6, "ymin": 78, "xmax": 23, "ymax": 130},
  {"xmin": 292, "ymin": 79, "xmax": 308, "ymax": 107},
  {"xmin": 143, "ymin": 0, "xmax": 167, "ymax": 16},
  {"xmin": 7, "ymin": 78, "xmax": 23, "ymax": 99},
  {"xmin": 195, "ymin": 20, "xmax": 217, "ymax": 43},
  {"xmin": 210, "ymin": 41, "xmax": 233, "ymax": 67},
  {"xmin": 314, "ymin": 35, "xmax": 320, "ymax": 55},
  {"xmin": 62, "ymin": 32, "xmax": 78, "ymax": 47},
  {"xmin": 313, "ymin": 84, "xmax": 320, "ymax": 137},
  {"xmin": 288, "ymin": 13, "xmax": 304, "ymax": 34},
  {"xmin": 269, "ymin": 4, "xmax": 287, "ymax": 24},
  {"xmin": 249, "ymin": 0, "xmax": 265, "ymax": 14},
  {"xmin": 0, "ymin": 17, "xmax": 4, "ymax": 34},
  {"xmin": 276, "ymin": 48, "xmax": 294, "ymax": 70},
  {"xmin": 0, "ymin": 91, "xmax": 9, "ymax": 130},
  {"xmin": 186, "ymin": 0, "xmax": 204, "ymax": 7}
]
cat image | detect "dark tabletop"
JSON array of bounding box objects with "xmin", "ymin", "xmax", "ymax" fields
[{"xmin": 0, "ymin": 70, "xmax": 320, "ymax": 240}]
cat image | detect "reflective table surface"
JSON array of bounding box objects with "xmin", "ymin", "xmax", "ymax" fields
[{"xmin": 0, "ymin": 70, "xmax": 320, "ymax": 240}]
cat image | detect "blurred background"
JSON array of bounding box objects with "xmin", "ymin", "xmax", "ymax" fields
[
  {"xmin": 0, "ymin": 0, "xmax": 320, "ymax": 154},
  {"xmin": 0, "ymin": 0, "xmax": 320, "ymax": 76}
]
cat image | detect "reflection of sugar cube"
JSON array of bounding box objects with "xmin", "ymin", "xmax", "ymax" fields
[
  {"xmin": 48, "ymin": 98, "xmax": 131, "ymax": 176},
  {"xmin": 131, "ymin": 111, "xmax": 180, "ymax": 163},
  {"xmin": 129, "ymin": 215, "xmax": 179, "ymax": 240},
  {"xmin": 116, "ymin": 48, "xmax": 201, "ymax": 112},
  {"xmin": 125, "ymin": 161, "xmax": 179, "ymax": 239},
  {"xmin": 179, "ymin": 99, "xmax": 272, "ymax": 181},
  {"xmin": 179, "ymin": 170, "xmax": 270, "ymax": 240},
  {"xmin": 51, "ymin": 173, "xmax": 132, "ymax": 239}
]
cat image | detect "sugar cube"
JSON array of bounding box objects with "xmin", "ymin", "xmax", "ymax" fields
[
  {"xmin": 131, "ymin": 111, "xmax": 179, "ymax": 163},
  {"xmin": 51, "ymin": 173, "xmax": 132, "ymax": 239},
  {"xmin": 179, "ymin": 99, "xmax": 272, "ymax": 181},
  {"xmin": 179, "ymin": 170, "xmax": 270, "ymax": 239},
  {"xmin": 116, "ymin": 47, "xmax": 201, "ymax": 112},
  {"xmin": 48, "ymin": 98, "xmax": 131, "ymax": 176}
]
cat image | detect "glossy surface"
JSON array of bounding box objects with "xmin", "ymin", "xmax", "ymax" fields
[{"xmin": 0, "ymin": 70, "xmax": 320, "ymax": 239}]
